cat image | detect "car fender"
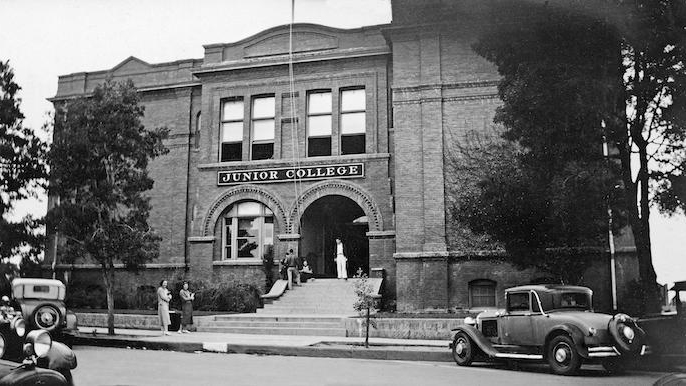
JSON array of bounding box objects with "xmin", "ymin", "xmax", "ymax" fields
[
  {"xmin": 451, "ymin": 325, "xmax": 499, "ymax": 358},
  {"xmin": 65, "ymin": 311, "xmax": 78, "ymax": 331},
  {"xmin": 0, "ymin": 366, "xmax": 67, "ymax": 386},
  {"xmin": 37, "ymin": 341, "xmax": 77, "ymax": 373},
  {"xmin": 544, "ymin": 324, "xmax": 589, "ymax": 359}
]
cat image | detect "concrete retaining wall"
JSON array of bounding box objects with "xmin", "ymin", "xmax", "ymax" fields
[
  {"xmin": 77, "ymin": 312, "xmax": 163, "ymax": 330},
  {"xmin": 343, "ymin": 317, "xmax": 463, "ymax": 340},
  {"xmin": 77, "ymin": 312, "xmax": 464, "ymax": 340}
]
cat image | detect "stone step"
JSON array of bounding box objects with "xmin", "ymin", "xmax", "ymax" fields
[
  {"xmin": 257, "ymin": 309, "xmax": 355, "ymax": 315},
  {"xmin": 273, "ymin": 298, "xmax": 357, "ymax": 304},
  {"xmin": 214, "ymin": 314, "xmax": 341, "ymax": 323},
  {"xmin": 210, "ymin": 315, "xmax": 345, "ymax": 323},
  {"xmin": 202, "ymin": 320, "xmax": 343, "ymax": 328},
  {"xmin": 196, "ymin": 326, "xmax": 348, "ymax": 336}
]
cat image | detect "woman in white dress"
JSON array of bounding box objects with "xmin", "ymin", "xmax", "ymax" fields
[{"xmin": 157, "ymin": 280, "xmax": 172, "ymax": 335}]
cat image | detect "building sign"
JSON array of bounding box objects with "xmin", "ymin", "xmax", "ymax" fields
[{"xmin": 217, "ymin": 163, "xmax": 364, "ymax": 186}]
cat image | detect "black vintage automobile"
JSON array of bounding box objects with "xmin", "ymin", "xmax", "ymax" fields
[
  {"xmin": 0, "ymin": 329, "xmax": 74, "ymax": 385},
  {"xmin": 0, "ymin": 296, "xmax": 27, "ymax": 362},
  {"xmin": 450, "ymin": 284, "xmax": 651, "ymax": 375}
]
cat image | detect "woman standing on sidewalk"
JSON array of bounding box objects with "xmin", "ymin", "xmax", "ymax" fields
[
  {"xmin": 179, "ymin": 281, "xmax": 195, "ymax": 333},
  {"xmin": 157, "ymin": 280, "xmax": 172, "ymax": 336}
]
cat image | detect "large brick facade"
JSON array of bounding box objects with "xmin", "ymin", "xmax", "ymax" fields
[{"xmin": 48, "ymin": 1, "xmax": 639, "ymax": 313}]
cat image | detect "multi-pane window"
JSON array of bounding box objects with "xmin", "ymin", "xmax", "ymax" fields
[
  {"xmin": 251, "ymin": 96, "xmax": 275, "ymax": 160},
  {"xmin": 307, "ymin": 91, "xmax": 332, "ymax": 157},
  {"xmin": 469, "ymin": 279, "xmax": 497, "ymax": 308},
  {"xmin": 340, "ymin": 88, "xmax": 366, "ymax": 155},
  {"xmin": 221, "ymin": 201, "xmax": 274, "ymax": 260},
  {"xmin": 220, "ymin": 100, "xmax": 243, "ymax": 162}
]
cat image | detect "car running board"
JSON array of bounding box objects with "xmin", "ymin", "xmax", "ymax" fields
[{"xmin": 493, "ymin": 353, "xmax": 544, "ymax": 360}]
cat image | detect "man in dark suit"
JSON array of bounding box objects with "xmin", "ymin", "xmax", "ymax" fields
[{"xmin": 285, "ymin": 249, "xmax": 300, "ymax": 290}]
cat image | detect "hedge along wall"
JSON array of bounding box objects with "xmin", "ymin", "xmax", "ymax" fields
[{"xmin": 49, "ymin": 266, "xmax": 265, "ymax": 313}]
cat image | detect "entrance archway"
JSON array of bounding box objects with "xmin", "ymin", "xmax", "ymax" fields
[{"xmin": 299, "ymin": 195, "xmax": 369, "ymax": 278}]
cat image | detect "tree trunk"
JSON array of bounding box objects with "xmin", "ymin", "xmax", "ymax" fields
[
  {"xmin": 632, "ymin": 219, "xmax": 660, "ymax": 314},
  {"xmin": 365, "ymin": 306, "xmax": 370, "ymax": 348},
  {"xmin": 102, "ymin": 267, "xmax": 116, "ymax": 335}
]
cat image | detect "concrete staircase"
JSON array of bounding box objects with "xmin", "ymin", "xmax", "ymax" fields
[{"xmin": 196, "ymin": 278, "xmax": 381, "ymax": 337}]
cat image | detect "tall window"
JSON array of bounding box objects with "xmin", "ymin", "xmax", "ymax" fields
[
  {"xmin": 221, "ymin": 201, "xmax": 274, "ymax": 260},
  {"xmin": 194, "ymin": 111, "xmax": 201, "ymax": 149},
  {"xmin": 469, "ymin": 279, "xmax": 496, "ymax": 308},
  {"xmin": 251, "ymin": 96, "xmax": 275, "ymax": 160},
  {"xmin": 307, "ymin": 91, "xmax": 332, "ymax": 157},
  {"xmin": 220, "ymin": 99, "xmax": 243, "ymax": 162},
  {"xmin": 340, "ymin": 88, "xmax": 366, "ymax": 155}
]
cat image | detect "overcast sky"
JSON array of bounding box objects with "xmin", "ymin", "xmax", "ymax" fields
[{"xmin": 1, "ymin": 0, "xmax": 683, "ymax": 287}]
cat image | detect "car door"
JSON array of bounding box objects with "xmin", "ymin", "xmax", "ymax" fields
[{"xmin": 500, "ymin": 291, "xmax": 535, "ymax": 346}]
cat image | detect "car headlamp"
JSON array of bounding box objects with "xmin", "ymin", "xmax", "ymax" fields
[
  {"xmin": 12, "ymin": 317, "xmax": 26, "ymax": 337},
  {"xmin": 25, "ymin": 329, "xmax": 52, "ymax": 358},
  {"xmin": 463, "ymin": 316, "xmax": 477, "ymax": 326},
  {"xmin": 622, "ymin": 325, "xmax": 635, "ymax": 341}
]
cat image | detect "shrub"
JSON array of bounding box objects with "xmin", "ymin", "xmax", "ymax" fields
[
  {"xmin": 66, "ymin": 283, "xmax": 106, "ymax": 309},
  {"xmin": 193, "ymin": 282, "xmax": 261, "ymax": 312}
]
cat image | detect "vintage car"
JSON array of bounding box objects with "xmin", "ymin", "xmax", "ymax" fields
[
  {"xmin": 450, "ymin": 284, "xmax": 651, "ymax": 375},
  {"xmin": 0, "ymin": 329, "xmax": 76, "ymax": 386},
  {"xmin": 11, "ymin": 279, "xmax": 77, "ymax": 344},
  {"xmin": 0, "ymin": 296, "xmax": 27, "ymax": 362}
]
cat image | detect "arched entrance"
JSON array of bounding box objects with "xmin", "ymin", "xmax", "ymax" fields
[{"xmin": 299, "ymin": 195, "xmax": 369, "ymax": 278}]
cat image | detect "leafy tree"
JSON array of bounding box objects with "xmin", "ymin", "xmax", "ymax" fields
[
  {"xmin": 605, "ymin": 0, "xmax": 686, "ymax": 313},
  {"xmin": 449, "ymin": 12, "xmax": 624, "ymax": 284},
  {"xmin": 353, "ymin": 268, "xmax": 378, "ymax": 348},
  {"xmin": 0, "ymin": 60, "xmax": 48, "ymax": 264},
  {"xmin": 464, "ymin": 1, "xmax": 686, "ymax": 312},
  {"xmin": 47, "ymin": 79, "xmax": 168, "ymax": 334}
]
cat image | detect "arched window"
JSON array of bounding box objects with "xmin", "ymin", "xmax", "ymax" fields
[
  {"xmin": 469, "ymin": 279, "xmax": 497, "ymax": 308},
  {"xmin": 220, "ymin": 201, "xmax": 274, "ymax": 260}
]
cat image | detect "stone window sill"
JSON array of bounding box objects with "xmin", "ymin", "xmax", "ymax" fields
[{"xmin": 212, "ymin": 259, "xmax": 263, "ymax": 266}]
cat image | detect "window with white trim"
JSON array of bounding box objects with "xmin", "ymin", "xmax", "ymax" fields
[
  {"xmin": 220, "ymin": 99, "xmax": 243, "ymax": 162},
  {"xmin": 340, "ymin": 88, "xmax": 366, "ymax": 155},
  {"xmin": 307, "ymin": 90, "xmax": 332, "ymax": 157},
  {"xmin": 251, "ymin": 96, "xmax": 275, "ymax": 160},
  {"xmin": 221, "ymin": 201, "xmax": 274, "ymax": 260}
]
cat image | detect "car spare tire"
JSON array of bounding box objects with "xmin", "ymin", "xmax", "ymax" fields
[
  {"xmin": 608, "ymin": 313, "xmax": 643, "ymax": 354},
  {"xmin": 33, "ymin": 305, "xmax": 61, "ymax": 331}
]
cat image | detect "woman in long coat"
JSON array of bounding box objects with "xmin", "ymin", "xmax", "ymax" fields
[
  {"xmin": 179, "ymin": 281, "xmax": 194, "ymax": 333},
  {"xmin": 157, "ymin": 280, "xmax": 172, "ymax": 335}
]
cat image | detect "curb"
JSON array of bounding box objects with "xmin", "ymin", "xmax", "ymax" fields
[
  {"xmin": 72, "ymin": 335, "xmax": 203, "ymax": 353},
  {"xmin": 71, "ymin": 335, "xmax": 453, "ymax": 362}
]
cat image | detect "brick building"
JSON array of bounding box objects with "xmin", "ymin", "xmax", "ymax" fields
[{"xmin": 48, "ymin": 0, "xmax": 639, "ymax": 312}]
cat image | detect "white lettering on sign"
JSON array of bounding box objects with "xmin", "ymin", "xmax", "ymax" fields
[{"xmin": 217, "ymin": 163, "xmax": 365, "ymax": 186}]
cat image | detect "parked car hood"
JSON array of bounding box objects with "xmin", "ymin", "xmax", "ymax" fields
[{"xmin": 548, "ymin": 311, "xmax": 613, "ymax": 329}]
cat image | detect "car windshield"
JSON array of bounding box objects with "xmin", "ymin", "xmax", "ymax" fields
[{"xmin": 556, "ymin": 292, "xmax": 591, "ymax": 310}]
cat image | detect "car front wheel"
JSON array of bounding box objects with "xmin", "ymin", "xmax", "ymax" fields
[
  {"xmin": 547, "ymin": 335, "xmax": 581, "ymax": 376},
  {"xmin": 452, "ymin": 332, "xmax": 475, "ymax": 366}
]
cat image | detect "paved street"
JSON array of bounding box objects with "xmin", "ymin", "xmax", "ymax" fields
[{"xmin": 71, "ymin": 346, "xmax": 665, "ymax": 386}]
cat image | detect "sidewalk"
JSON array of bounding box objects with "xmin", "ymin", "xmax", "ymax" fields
[{"xmin": 72, "ymin": 327, "xmax": 453, "ymax": 362}]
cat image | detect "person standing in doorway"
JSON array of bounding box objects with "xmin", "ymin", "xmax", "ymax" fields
[
  {"xmin": 286, "ymin": 249, "xmax": 300, "ymax": 290},
  {"xmin": 179, "ymin": 281, "xmax": 195, "ymax": 333},
  {"xmin": 157, "ymin": 280, "xmax": 172, "ymax": 336},
  {"xmin": 335, "ymin": 238, "xmax": 347, "ymax": 280}
]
